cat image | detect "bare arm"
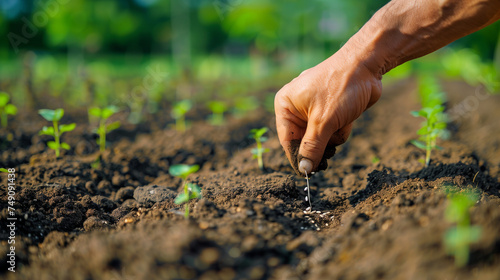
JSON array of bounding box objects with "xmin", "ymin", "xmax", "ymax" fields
[
  {"xmin": 275, "ymin": 0, "xmax": 500, "ymax": 175},
  {"xmin": 360, "ymin": 0, "xmax": 500, "ymax": 77}
]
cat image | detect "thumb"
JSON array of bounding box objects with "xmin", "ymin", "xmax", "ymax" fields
[
  {"xmin": 298, "ymin": 123, "xmax": 352, "ymax": 174},
  {"xmin": 297, "ymin": 122, "xmax": 332, "ymax": 174}
]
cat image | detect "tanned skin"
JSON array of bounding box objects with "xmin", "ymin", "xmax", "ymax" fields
[{"xmin": 275, "ymin": 0, "xmax": 500, "ymax": 174}]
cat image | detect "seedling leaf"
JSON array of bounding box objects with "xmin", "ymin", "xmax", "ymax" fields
[
  {"xmin": 106, "ymin": 121, "xmax": 121, "ymax": 132},
  {"xmin": 411, "ymin": 140, "xmax": 427, "ymax": 150},
  {"xmin": 5, "ymin": 104, "xmax": 17, "ymax": 115},
  {"xmin": 39, "ymin": 109, "xmax": 56, "ymax": 121},
  {"xmin": 53, "ymin": 108, "xmax": 64, "ymax": 121},
  {"xmin": 0, "ymin": 168, "xmax": 8, "ymax": 173},
  {"xmin": 0, "ymin": 92, "xmax": 9, "ymax": 107},
  {"xmin": 102, "ymin": 105, "xmax": 119, "ymax": 119},
  {"xmin": 47, "ymin": 141, "xmax": 58, "ymax": 150},
  {"xmin": 40, "ymin": 126, "xmax": 55, "ymax": 136},
  {"xmin": 169, "ymin": 164, "xmax": 200, "ymax": 179},
  {"xmin": 59, "ymin": 123, "xmax": 76, "ymax": 134},
  {"xmin": 187, "ymin": 183, "xmax": 202, "ymax": 199},
  {"xmin": 88, "ymin": 107, "xmax": 102, "ymax": 118},
  {"xmin": 175, "ymin": 193, "xmax": 189, "ymax": 204},
  {"xmin": 61, "ymin": 142, "xmax": 71, "ymax": 150}
]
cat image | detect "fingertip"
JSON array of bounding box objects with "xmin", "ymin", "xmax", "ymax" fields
[{"xmin": 299, "ymin": 158, "xmax": 313, "ymax": 174}]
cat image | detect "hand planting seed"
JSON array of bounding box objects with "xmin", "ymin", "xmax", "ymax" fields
[
  {"xmin": 88, "ymin": 106, "xmax": 121, "ymax": 153},
  {"xmin": 0, "ymin": 92, "xmax": 17, "ymax": 128},
  {"xmin": 207, "ymin": 101, "xmax": 227, "ymax": 126},
  {"xmin": 39, "ymin": 109, "xmax": 76, "ymax": 158},
  {"xmin": 249, "ymin": 127, "xmax": 270, "ymax": 170},
  {"xmin": 169, "ymin": 164, "xmax": 202, "ymax": 219},
  {"xmin": 171, "ymin": 100, "xmax": 192, "ymax": 132},
  {"xmin": 443, "ymin": 186, "xmax": 482, "ymax": 267}
]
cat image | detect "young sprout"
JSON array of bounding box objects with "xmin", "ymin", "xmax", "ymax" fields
[
  {"xmin": 171, "ymin": 100, "xmax": 192, "ymax": 132},
  {"xmin": 169, "ymin": 164, "xmax": 201, "ymax": 219},
  {"xmin": 0, "ymin": 92, "xmax": 18, "ymax": 128},
  {"xmin": 443, "ymin": 186, "xmax": 481, "ymax": 267},
  {"xmin": 249, "ymin": 127, "xmax": 270, "ymax": 170},
  {"xmin": 411, "ymin": 105, "xmax": 449, "ymax": 166},
  {"xmin": 39, "ymin": 109, "xmax": 75, "ymax": 157},
  {"xmin": 207, "ymin": 101, "xmax": 227, "ymax": 125},
  {"xmin": 88, "ymin": 106, "xmax": 121, "ymax": 153},
  {"xmin": 0, "ymin": 168, "xmax": 8, "ymax": 173}
]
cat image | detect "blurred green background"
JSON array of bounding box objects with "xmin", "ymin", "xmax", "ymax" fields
[{"xmin": 0, "ymin": 0, "xmax": 499, "ymax": 113}]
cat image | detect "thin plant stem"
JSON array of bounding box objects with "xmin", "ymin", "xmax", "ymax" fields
[
  {"xmin": 53, "ymin": 120, "xmax": 60, "ymax": 157},
  {"xmin": 99, "ymin": 119, "xmax": 106, "ymax": 153},
  {"xmin": 257, "ymin": 140, "xmax": 263, "ymax": 170}
]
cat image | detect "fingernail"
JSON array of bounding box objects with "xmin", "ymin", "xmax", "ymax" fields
[{"xmin": 299, "ymin": 159, "xmax": 313, "ymax": 174}]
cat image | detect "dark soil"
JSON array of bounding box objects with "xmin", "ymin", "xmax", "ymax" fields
[{"xmin": 1, "ymin": 78, "xmax": 500, "ymax": 280}]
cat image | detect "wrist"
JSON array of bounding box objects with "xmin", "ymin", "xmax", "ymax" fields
[{"xmin": 340, "ymin": 13, "xmax": 402, "ymax": 80}]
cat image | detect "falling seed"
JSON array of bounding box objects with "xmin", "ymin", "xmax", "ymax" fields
[
  {"xmin": 306, "ymin": 207, "xmax": 311, "ymax": 211},
  {"xmin": 304, "ymin": 187, "xmax": 308, "ymax": 191},
  {"xmin": 316, "ymin": 228, "xmax": 320, "ymax": 231},
  {"xmin": 311, "ymin": 221, "xmax": 315, "ymax": 224},
  {"xmin": 326, "ymin": 223, "xmax": 329, "ymax": 226},
  {"xmin": 316, "ymin": 211, "xmax": 321, "ymax": 214},
  {"xmin": 305, "ymin": 196, "xmax": 308, "ymax": 201}
]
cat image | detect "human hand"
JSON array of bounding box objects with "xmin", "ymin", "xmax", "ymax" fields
[{"xmin": 274, "ymin": 47, "xmax": 382, "ymax": 176}]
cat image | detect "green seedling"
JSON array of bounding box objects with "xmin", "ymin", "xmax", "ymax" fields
[
  {"xmin": 443, "ymin": 186, "xmax": 481, "ymax": 267},
  {"xmin": 0, "ymin": 92, "xmax": 18, "ymax": 128},
  {"xmin": 207, "ymin": 101, "xmax": 227, "ymax": 125},
  {"xmin": 88, "ymin": 106, "xmax": 121, "ymax": 153},
  {"xmin": 169, "ymin": 164, "xmax": 201, "ymax": 219},
  {"xmin": 39, "ymin": 109, "xmax": 76, "ymax": 157},
  {"xmin": 249, "ymin": 127, "xmax": 270, "ymax": 170},
  {"xmin": 171, "ymin": 100, "xmax": 192, "ymax": 132},
  {"xmin": 0, "ymin": 168, "xmax": 8, "ymax": 173},
  {"xmin": 411, "ymin": 105, "xmax": 448, "ymax": 166}
]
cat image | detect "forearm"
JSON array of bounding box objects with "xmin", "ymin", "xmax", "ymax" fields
[{"xmin": 344, "ymin": 0, "xmax": 500, "ymax": 78}]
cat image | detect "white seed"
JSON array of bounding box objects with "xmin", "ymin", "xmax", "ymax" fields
[
  {"xmin": 305, "ymin": 196, "xmax": 308, "ymax": 201},
  {"xmin": 306, "ymin": 207, "xmax": 311, "ymax": 211},
  {"xmin": 316, "ymin": 211, "xmax": 321, "ymax": 214},
  {"xmin": 326, "ymin": 223, "xmax": 329, "ymax": 226},
  {"xmin": 316, "ymin": 228, "xmax": 320, "ymax": 231},
  {"xmin": 304, "ymin": 187, "xmax": 308, "ymax": 191}
]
